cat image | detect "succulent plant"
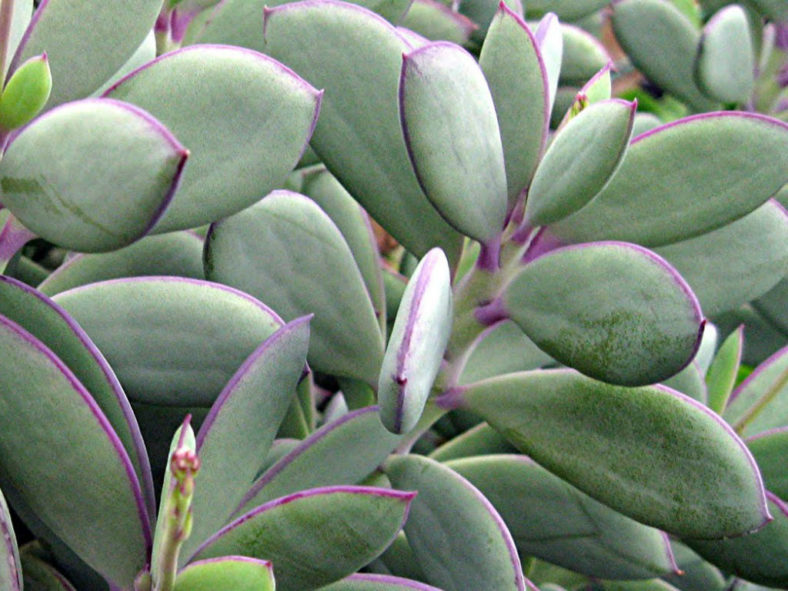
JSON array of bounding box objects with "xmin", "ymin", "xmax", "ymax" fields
[{"xmin": 0, "ymin": 0, "xmax": 786, "ymax": 590}]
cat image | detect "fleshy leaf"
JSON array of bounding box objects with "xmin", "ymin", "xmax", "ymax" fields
[
  {"xmin": 174, "ymin": 556, "xmax": 275, "ymax": 591},
  {"xmin": 52, "ymin": 277, "xmax": 283, "ymax": 406},
  {"xmin": 655, "ymin": 199, "xmax": 788, "ymax": 316},
  {"xmin": 662, "ymin": 541, "xmax": 726, "ymax": 591},
  {"xmin": 239, "ymin": 407, "xmax": 402, "ymax": 511},
  {"xmin": 106, "ymin": 45, "xmax": 321, "ymax": 233},
  {"xmin": 695, "ymin": 5, "xmax": 755, "ymax": 104},
  {"xmin": 0, "ymin": 316, "xmax": 150, "ymax": 587},
  {"xmin": 19, "ymin": 551, "xmax": 77, "ymax": 591},
  {"xmin": 559, "ymin": 23, "xmax": 610, "ymax": 85},
  {"xmin": 1, "ymin": 0, "xmax": 32, "ymax": 76},
  {"xmin": 705, "ymin": 326, "xmax": 744, "ymax": 413},
  {"xmin": 525, "ymin": 0, "xmax": 608, "ymax": 20},
  {"xmin": 0, "ymin": 52, "xmax": 52, "ymax": 130},
  {"xmin": 192, "ymin": 486, "xmax": 415, "ymax": 591},
  {"xmin": 38, "ymin": 232, "xmax": 205, "ymax": 296},
  {"xmin": 535, "ymin": 13, "xmax": 563, "ymax": 116},
  {"xmin": 318, "ymin": 573, "xmax": 443, "ymax": 590},
  {"xmin": 687, "ymin": 493, "xmax": 788, "ymax": 588},
  {"xmin": 447, "ymin": 454, "xmax": 677, "ymax": 580},
  {"xmin": 610, "ymin": 0, "xmax": 717, "ymax": 111},
  {"xmin": 9, "ymin": 0, "xmax": 163, "ymax": 109},
  {"xmin": 399, "ymin": 42, "xmax": 507, "ymax": 243},
  {"xmin": 399, "ymin": 0, "xmax": 478, "ymax": 45},
  {"xmin": 724, "ymin": 345, "xmax": 788, "ymax": 436},
  {"xmin": 479, "ymin": 2, "xmax": 549, "ymax": 206},
  {"xmin": 301, "ymin": 168, "xmax": 387, "ymax": 333},
  {"xmin": 662, "ymin": 361, "xmax": 708, "ymax": 404},
  {"xmin": 443, "ymin": 369, "xmax": 770, "ymax": 538},
  {"xmin": 385, "ymin": 454, "xmax": 527, "ymax": 591},
  {"xmin": 753, "ymin": 277, "xmax": 788, "ymax": 335},
  {"xmin": 746, "ymin": 428, "xmax": 788, "ymax": 501},
  {"xmin": 379, "ymin": 248, "xmax": 452, "ymax": 434},
  {"xmin": 0, "ymin": 487, "xmax": 21, "ymax": 591},
  {"xmin": 185, "ymin": 317, "xmax": 311, "ymax": 556},
  {"xmin": 92, "ymin": 31, "xmax": 156, "ymax": 97},
  {"xmin": 525, "ymin": 99, "xmax": 636, "ymax": 226},
  {"xmin": 205, "ymin": 190, "xmax": 384, "ymax": 385},
  {"xmin": 428, "ymin": 422, "xmax": 516, "ymax": 462},
  {"xmin": 0, "ymin": 98, "xmax": 187, "ymax": 252},
  {"xmin": 0, "ymin": 275, "xmax": 155, "ymax": 517},
  {"xmin": 262, "ymin": 0, "xmax": 464, "ymax": 265},
  {"xmin": 503, "ymin": 242, "xmax": 703, "ymax": 386},
  {"xmin": 550, "ymin": 113, "xmax": 788, "ymax": 247}
]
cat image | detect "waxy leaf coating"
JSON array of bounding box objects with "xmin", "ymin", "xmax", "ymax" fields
[
  {"xmin": 0, "ymin": 99, "xmax": 187, "ymax": 252},
  {"xmin": 551, "ymin": 113, "xmax": 788, "ymax": 248},
  {"xmin": 447, "ymin": 455, "xmax": 677, "ymax": 580},
  {"xmin": 106, "ymin": 45, "xmax": 322, "ymax": 233},
  {"xmin": 262, "ymin": 0, "xmax": 464, "ymax": 265},
  {"xmin": 400, "ymin": 42, "xmax": 507, "ymax": 243},
  {"xmin": 385, "ymin": 454, "xmax": 526, "ymax": 591},
  {"xmin": 52, "ymin": 277, "xmax": 283, "ymax": 406},
  {"xmin": 479, "ymin": 3, "xmax": 549, "ymax": 206},
  {"xmin": 705, "ymin": 326, "xmax": 744, "ymax": 414},
  {"xmin": 503, "ymin": 242, "xmax": 703, "ymax": 386},
  {"xmin": 379, "ymin": 248, "xmax": 453, "ymax": 434},
  {"xmin": 0, "ymin": 487, "xmax": 21, "ymax": 591},
  {"xmin": 443, "ymin": 369, "xmax": 770, "ymax": 538},
  {"xmin": 205, "ymin": 190, "xmax": 385, "ymax": 385},
  {"xmin": 525, "ymin": 99, "xmax": 636, "ymax": 226},
  {"xmin": 0, "ymin": 53, "xmax": 51, "ymax": 130},
  {"xmin": 747, "ymin": 428, "xmax": 788, "ymax": 501},
  {"xmin": 193, "ymin": 486, "xmax": 415, "ymax": 591},
  {"xmin": 318, "ymin": 573, "xmax": 443, "ymax": 589},
  {"xmin": 0, "ymin": 317, "xmax": 150, "ymax": 587},
  {"xmin": 185, "ymin": 317, "xmax": 311, "ymax": 556},
  {"xmin": 10, "ymin": 0, "xmax": 163, "ymax": 109},
  {"xmin": 174, "ymin": 556, "xmax": 275, "ymax": 591}
]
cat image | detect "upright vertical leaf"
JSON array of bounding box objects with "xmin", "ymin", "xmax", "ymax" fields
[
  {"xmin": 479, "ymin": 3, "xmax": 549, "ymax": 206},
  {"xmin": 379, "ymin": 249, "xmax": 453, "ymax": 434},
  {"xmin": 705, "ymin": 326, "xmax": 744, "ymax": 413},
  {"xmin": 399, "ymin": 42, "xmax": 507, "ymax": 243},
  {"xmin": 0, "ymin": 487, "xmax": 21, "ymax": 591},
  {"xmin": 534, "ymin": 13, "xmax": 563, "ymax": 115}
]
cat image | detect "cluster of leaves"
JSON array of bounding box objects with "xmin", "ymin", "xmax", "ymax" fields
[{"xmin": 0, "ymin": 0, "xmax": 785, "ymax": 590}]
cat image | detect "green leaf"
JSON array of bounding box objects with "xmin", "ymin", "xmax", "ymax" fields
[
  {"xmin": 747, "ymin": 428, "xmax": 788, "ymax": 501},
  {"xmin": 525, "ymin": 99, "xmax": 636, "ymax": 226},
  {"xmin": 753, "ymin": 277, "xmax": 788, "ymax": 335},
  {"xmin": 239, "ymin": 407, "xmax": 402, "ymax": 512},
  {"xmin": 655, "ymin": 199, "xmax": 788, "ymax": 316},
  {"xmin": 503, "ymin": 242, "xmax": 703, "ymax": 386},
  {"xmin": 399, "ymin": 0, "xmax": 478, "ymax": 45},
  {"xmin": 385, "ymin": 454, "xmax": 527, "ymax": 591},
  {"xmin": 0, "ymin": 53, "xmax": 51, "ymax": 130},
  {"xmin": 0, "ymin": 98, "xmax": 187, "ymax": 252},
  {"xmin": 724, "ymin": 346, "xmax": 788, "ymax": 436},
  {"xmin": 52, "ymin": 277, "xmax": 283, "ymax": 406},
  {"xmin": 1, "ymin": 0, "xmax": 32, "ymax": 76},
  {"xmin": 379, "ymin": 248, "xmax": 452, "ymax": 434},
  {"xmin": 662, "ymin": 361, "xmax": 708, "ymax": 404},
  {"xmin": 318, "ymin": 573, "xmax": 443, "ymax": 589},
  {"xmin": 400, "ymin": 42, "xmax": 508, "ymax": 244},
  {"xmin": 525, "ymin": 0, "xmax": 609, "ymax": 20},
  {"xmin": 204, "ymin": 191, "xmax": 384, "ymax": 385},
  {"xmin": 551, "ymin": 113, "xmax": 788, "ymax": 247},
  {"xmin": 175, "ymin": 557, "xmax": 275, "ymax": 591},
  {"xmin": 559, "ymin": 23, "xmax": 610, "ymax": 85},
  {"xmin": 19, "ymin": 551, "xmax": 78, "ymax": 591},
  {"xmin": 535, "ymin": 13, "xmax": 564, "ymax": 116},
  {"xmin": 262, "ymin": 0, "xmax": 464, "ymax": 265},
  {"xmin": 0, "ymin": 275, "xmax": 155, "ymax": 517},
  {"xmin": 185, "ymin": 317, "xmax": 311, "ymax": 557},
  {"xmin": 106, "ymin": 45, "xmax": 321, "ymax": 233},
  {"xmin": 687, "ymin": 493, "xmax": 788, "ymax": 588},
  {"xmin": 447, "ymin": 454, "xmax": 677, "ymax": 580},
  {"xmin": 38, "ymin": 231, "xmax": 205, "ymax": 296},
  {"xmin": 428, "ymin": 422, "xmax": 516, "ymax": 462},
  {"xmin": 695, "ymin": 5, "xmax": 755, "ymax": 104},
  {"xmin": 92, "ymin": 31, "xmax": 156, "ymax": 97},
  {"xmin": 0, "ymin": 316, "xmax": 150, "ymax": 587},
  {"xmin": 10, "ymin": 0, "xmax": 162, "ymax": 109},
  {"xmin": 611, "ymin": 0, "xmax": 718, "ymax": 111},
  {"xmin": 662, "ymin": 541, "xmax": 726, "ymax": 591},
  {"xmin": 192, "ymin": 486, "xmax": 415, "ymax": 591},
  {"xmin": 705, "ymin": 326, "xmax": 744, "ymax": 413},
  {"xmin": 459, "ymin": 320, "xmax": 553, "ymax": 385},
  {"xmin": 0, "ymin": 487, "xmax": 21, "ymax": 591},
  {"xmin": 479, "ymin": 3, "xmax": 549, "ymax": 206},
  {"xmin": 445, "ymin": 369, "xmax": 770, "ymax": 538},
  {"xmin": 301, "ymin": 168, "xmax": 387, "ymax": 333}
]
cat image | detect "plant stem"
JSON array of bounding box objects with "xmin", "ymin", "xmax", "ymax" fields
[
  {"xmin": 733, "ymin": 366, "xmax": 788, "ymax": 435},
  {"xmin": 0, "ymin": 213, "xmax": 34, "ymax": 273}
]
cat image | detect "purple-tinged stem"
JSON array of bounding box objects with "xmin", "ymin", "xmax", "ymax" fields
[{"xmin": 0, "ymin": 214, "xmax": 35, "ymax": 273}]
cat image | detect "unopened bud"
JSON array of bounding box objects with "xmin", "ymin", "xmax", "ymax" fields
[{"xmin": 0, "ymin": 53, "xmax": 52, "ymax": 131}]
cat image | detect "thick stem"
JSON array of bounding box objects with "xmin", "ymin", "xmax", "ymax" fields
[{"xmin": 0, "ymin": 0, "xmax": 14, "ymax": 88}]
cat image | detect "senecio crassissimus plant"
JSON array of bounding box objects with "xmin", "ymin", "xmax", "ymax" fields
[{"xmin": 0, "ymin": 0, "xmax": 786, "ymax": 589}]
